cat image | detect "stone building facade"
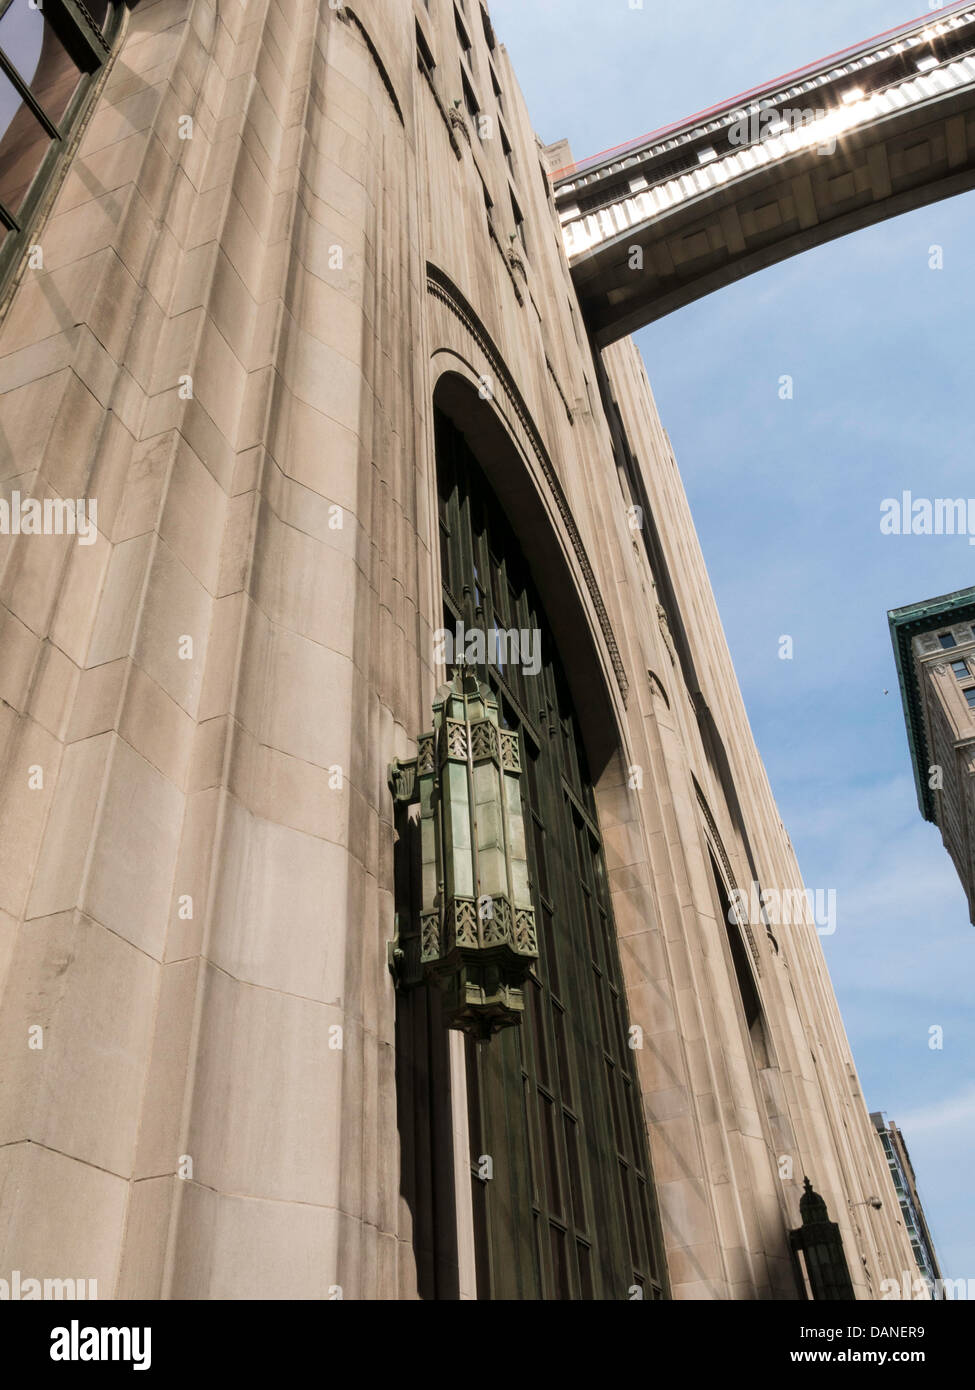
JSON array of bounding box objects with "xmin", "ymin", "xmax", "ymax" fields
[
  {"xmin": 0, "ymin": 0, "xmax": 918, "ymax": 1298},
  {"xmin": 872, "ymin": 1112, "xmax": 943, "ymax": 1296},
  {"xmin": 890, "ymin": 588, "xmax": 975, "ymax": 927}
]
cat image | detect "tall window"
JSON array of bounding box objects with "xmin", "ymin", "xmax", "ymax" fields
[
  {"xmin": 436, "ymin": 407, "xmax": 667, "ymax": 1300},
  {"xmin": 0, "ymin": 0, "xmax": 122, "ymax": 294},
  {"xmin": 708, "ymin": 852, "xmax": 771, "ymax": 1070},
  {"xmin": 509, "ymin": 188, "xmax": 525, "ymax": 252}
]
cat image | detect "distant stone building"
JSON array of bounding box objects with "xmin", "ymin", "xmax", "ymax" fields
[
  {"xmin": 889, "ymin": 587, "xmax": 975, "ymax": 925},
  {"xmin": 871, "ymin": 1113, "xmax": 943, "ymax": 1296},
  {"xmin": 0, "ymin": 0, "xmax": 918, "ymax": 1299}
]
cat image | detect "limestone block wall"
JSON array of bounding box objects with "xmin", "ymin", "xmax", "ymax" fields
[
  {"xmin": 0, "ymin": 0, "xmax": 432, "ymax": 1299},
  {"xmin": 602, "ymin": 337, "xmax": 915, "ymax": 1294},
  {"xmin": 0, "ymin": 0, "xmax": 918, "ymax": 1300}
]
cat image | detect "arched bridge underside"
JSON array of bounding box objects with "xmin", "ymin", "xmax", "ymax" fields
[{"xmin": 553, "ymin": 4, "xmax": 975, "ymax": 344}]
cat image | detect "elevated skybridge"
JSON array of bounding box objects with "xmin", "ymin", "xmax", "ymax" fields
[{"xmin": 552, "ymin": 2, "xmax": 975, "ymax": 344}]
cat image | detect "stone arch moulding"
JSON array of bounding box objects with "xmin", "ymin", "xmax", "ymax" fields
[
  {"xmin": 425, "ymin": 264, "xmax": 629, "ymax": 769},
  {"xmin": 339, "ymin": 6, "xmax": 404, "ymax": 123}
]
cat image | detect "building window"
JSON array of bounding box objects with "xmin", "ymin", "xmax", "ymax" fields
[
  {"xmin": 480, "ymin": 4, "xmax": 496, "ymax": 51},
  {"xmin": 510, "ymin": 187, "xmax": 526, "ymax": 252},
  {"xmin": 939, "ymin": 633, "xmax": 957, "ymax": 649},
  {"xmin": 710, "ymin": 855, "xmax": 771, "ymax": 1070},
  {"xmin": 965, "ymin": 689, "xmax": 975, "ymax": 710},
  {"xmin": 461, "ymin": 70, "xmax": 479, "ymax": 122},
  {"xmin": 416, "ymin": 21, "xmax": 435, "ymax": 76},
  {"xmin": 436, "ymin": 406, "xmax": 667, "ymax": 1300},
  {"xmin": 0, "ymin": 0, "xmax": 122, "ymax": 297},
  {"xmin": 499, "ymin": 120, "xmax": 513, "ymax": 175},
  {"xmin": 454, "ymin": 4, "xmax": 472, "ymax": 62},
  {"xmin": 951, "ymin": 660, "xmax": 969, "ymax": 680}
]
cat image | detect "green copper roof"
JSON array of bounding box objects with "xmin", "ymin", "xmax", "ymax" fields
[{"xmin": 888, "ymin": 587, "xmax": 975, "ymax": 822}]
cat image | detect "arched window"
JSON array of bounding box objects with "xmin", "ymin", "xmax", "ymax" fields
[
  {"xmin": 436, "ymin": 405, "xmax": 668, "ymax": 1300},
  {"xmin": 0, "ymin": 0, "xmax": 124, "ymax": 294}
]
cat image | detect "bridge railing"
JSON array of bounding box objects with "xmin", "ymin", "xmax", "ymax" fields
[{"xmin": 551, "ymin": 0, "xmax": 975, "ymax": 185}]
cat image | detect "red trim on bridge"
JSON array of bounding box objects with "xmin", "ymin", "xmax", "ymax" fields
[{"xmin": 549, "ymin": 0, "xmax": 972, "ymax": 181}]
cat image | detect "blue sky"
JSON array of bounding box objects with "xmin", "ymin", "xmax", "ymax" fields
[{"xmin": 491, "ymin": 0, "xmax": 975, "ymax": 1282}]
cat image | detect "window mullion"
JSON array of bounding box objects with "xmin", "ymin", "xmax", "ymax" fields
[{"xmin": 0, "ymin": 51, "xmax": 62, "ymax": 138}]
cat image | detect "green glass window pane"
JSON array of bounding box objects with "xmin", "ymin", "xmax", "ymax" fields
[
  {"xmin": 577, "ymin": 1240, "xmax": 594, "ymax": 1299},
  {"xmin": 539, "ymin": 1091, "xmax": 562, "ymax": 1217},
  {"xmin": 524, "ymin": 741, "xmax": 539, "ymax": 802},
  {"xmin": 553, "ymin": 1003, "xmax": 572, "ymax": 1103},
  {"xmin": 531, "ymin": 814, "xmax": 548, "ymax": 899},
  {"xmin": 619, "ymin": 1159, "xmax": 637, "ymax": 1266},
  {"xmin": 529, "ymin": 980, "xmax": 549, "ymax": 1087},
  {"xmin": 637, "ymin": 1174, "xmax": 657, "ymax": 1265},
  {"xmin": 548, "ymin": 1224, "xmax": 569, "ymax": 1299},
  {"xmin": 565, "ymin": 1113, "xmax": 585, "ymax": 1231},
  {"xmin": 541, "ymin": 904, "xmax": 559, "ymax": 998},
  {"xmin": 595, "ymin": 966, "xmax": 615, "ymax": 1059},
  {"xmin": 626, "ymin": 1074, "xmax": 644, "ymax": 1169},
  {"xmin": 607, "ymin": 1058, "xmax": 625, "ymax": 1153}
]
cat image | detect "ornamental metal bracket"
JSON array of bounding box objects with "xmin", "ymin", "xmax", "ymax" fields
[{"xmin": 388, "ymin": 665, "xmax": 538, "ymax": 1041}]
